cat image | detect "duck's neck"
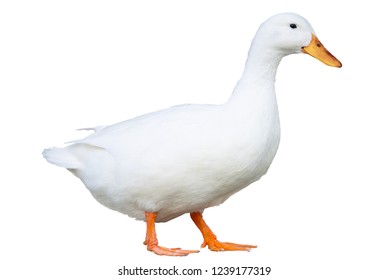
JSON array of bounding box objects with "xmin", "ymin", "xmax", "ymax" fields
[{"xmin": 228, "ymin": 32, "xmax": 283, "ymax": 106}]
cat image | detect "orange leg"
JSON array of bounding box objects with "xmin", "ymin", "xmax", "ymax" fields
[
  {"xmin": 143, "ymin": 212, "xmax": 199, "ymax": 256},
  {"xmin": 190, "ymin": 212, "xmax": 257, "ymax": 251}
]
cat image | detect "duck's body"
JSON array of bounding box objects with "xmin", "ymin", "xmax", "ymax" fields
[
  {"xmin": 49, "ymin": 89, "xmax": 280, "ymax": 222},
  {"xmin": 43, "ymin": 13, "xmax": 341, "ymax": 255}
]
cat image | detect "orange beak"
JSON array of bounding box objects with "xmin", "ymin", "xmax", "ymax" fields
[{"xmin": 302, "ymin": 34, "xmax": 342, "ymax": 68}]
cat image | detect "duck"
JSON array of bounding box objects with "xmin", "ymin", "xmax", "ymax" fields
[{"xmin": 43, "ymin": 13, "xmax": 341, "ymax": 256}]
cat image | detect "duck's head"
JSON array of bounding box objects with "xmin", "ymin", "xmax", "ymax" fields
[{"xmin": 258, "ymin": 13, "xmax": 342, "ymax": 67}]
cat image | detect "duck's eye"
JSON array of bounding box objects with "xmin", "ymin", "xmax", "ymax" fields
[{"xmin": 290, "ymin": 23, "xmax": 297, "ymax": 29}]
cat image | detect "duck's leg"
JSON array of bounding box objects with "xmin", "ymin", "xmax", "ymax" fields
[
  {"xmin": 190, "ymin": 212, "xmax": 257, "ymax": 251},
  {"xmin": 143, "ymin": 212, "xmax": 199, "ymax": 256}
]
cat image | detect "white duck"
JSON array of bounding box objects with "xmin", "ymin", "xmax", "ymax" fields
[{"xmin": 43, "ymin": 13, "xmax": 341, "ymax": 256}]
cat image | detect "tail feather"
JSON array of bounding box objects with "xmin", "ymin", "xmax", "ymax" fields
[{"xmin": 42, "ymin": 147, "xmax": 82, "ymax": 169}]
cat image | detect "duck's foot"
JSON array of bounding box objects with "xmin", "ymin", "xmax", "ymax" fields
[
  {"xmin": 200, "ymin": 239, "xmax": 257, "ymax": 251},
  {"xmin": 190, "ymin": 212, "xmax": 257, "ymax": 252},
  {"xmin": 146, "ymin": 244, "xmax": 199, "ymax": 256},
  {"xmin": 144, "ymin": 212, "xmax": 199, "ymax": 256}
]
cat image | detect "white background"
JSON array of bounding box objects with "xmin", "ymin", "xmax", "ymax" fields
[{"xmin": 1, "ymin": 1, "xmax": 388, "ymax": 279}]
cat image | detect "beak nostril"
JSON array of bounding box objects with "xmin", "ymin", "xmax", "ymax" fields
[{"xmin": 316, "ymin": 43, "xmax": 322, "ymax": 48}]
